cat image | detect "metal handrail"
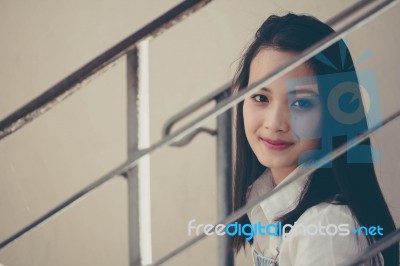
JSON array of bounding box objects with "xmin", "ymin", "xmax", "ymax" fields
[
  {"xmin": 0, "ymin": 0, "xmax": 398, "ymax": 261},
  {"xmin": 341, "ymin": 228, "xmax": 400, "ymax": 266},
  {"xmin": 146, "ymin": 106, "xmax": 400, "ymax": 266},
  {"xmin": 160, "ymin": 0, "xmax": 377, "ymax": 147},
  {"xmin": 161, "ymin": 82, "xmax": 229, "ymax": 146},
  {"xmin": 0, "ymin": 0, "xmax": 212, "ymax": 140},
  {"xmin": 325, "ymin": 0, "xmax": 375, "ymax": 25}
]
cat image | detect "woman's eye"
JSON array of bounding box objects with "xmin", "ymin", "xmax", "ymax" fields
[
  {"xmin": 291, "ymin": 99, "xmax": 313, "ymax": 109},
  {"xmin": 252, "ymin": 94, "xmax": 269, "ymax": 103}
]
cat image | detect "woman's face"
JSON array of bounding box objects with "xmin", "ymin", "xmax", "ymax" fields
[{"xmin": 243, "ymin": 48, "xmax": 322, "ymax": 182}]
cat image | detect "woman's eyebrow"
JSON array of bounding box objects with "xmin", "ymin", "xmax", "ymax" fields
[
  {"xmin": 288, "ymin": 88, "xmax": 319, "ymax": 96},
  {"xmin": 260, "ymin": 87, "xmax": 271, "ymax": 93}
]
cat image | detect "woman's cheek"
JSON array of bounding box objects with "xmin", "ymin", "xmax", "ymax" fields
[
  {"xmin": 290, "ymin": 108, "xmax": 322, "ymax": 141},
  {"xmin": 243, "ymin": 102, "xmax": 258, "ymax": 128}
]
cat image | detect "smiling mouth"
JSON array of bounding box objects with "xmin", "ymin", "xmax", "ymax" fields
[{"xmin": 261, "ymin": 138, "xmax": 294, "ymax": 151}]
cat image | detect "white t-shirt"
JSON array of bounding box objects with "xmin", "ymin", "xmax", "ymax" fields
[{"xmin": 246, "ymin": 165, "xmax": 384, "ymax": 266}]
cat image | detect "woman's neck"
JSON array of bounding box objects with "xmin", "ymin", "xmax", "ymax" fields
[{"xmin": 270, "ymin": 166, "xmax": 297, "ymax": 186}]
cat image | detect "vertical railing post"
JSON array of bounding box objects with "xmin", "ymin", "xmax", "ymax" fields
[
  {"xmin": 126, "ymin": 40, "xmax": 152, "ymax": 266},
  {"xmin": 216, "ymin": 90, "xmax": 234, "ymax": 266}
]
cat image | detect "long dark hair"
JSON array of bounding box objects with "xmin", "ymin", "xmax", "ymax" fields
[{"xmin": 231, "ymin": 13, "xmax": 399, "ymax": 265}]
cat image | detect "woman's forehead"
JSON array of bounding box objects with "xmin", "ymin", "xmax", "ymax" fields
[{"xmin": 249, "ymin": 48, "xmax": 317, "ymax": 94}]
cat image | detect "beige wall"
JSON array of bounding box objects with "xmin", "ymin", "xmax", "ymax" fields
[{"xmin": 0, "ymin": 0, "xmax": 399, "ymax": 265}]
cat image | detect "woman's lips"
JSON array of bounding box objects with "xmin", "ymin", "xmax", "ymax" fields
[{"xmin": 261, "ymin": 137, "xmax": 294, "ymax": 151}]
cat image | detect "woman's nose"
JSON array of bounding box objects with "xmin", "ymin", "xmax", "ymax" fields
[{"xmin": 263, "ymin": 103, "xmax": 290, "ymax": 132}]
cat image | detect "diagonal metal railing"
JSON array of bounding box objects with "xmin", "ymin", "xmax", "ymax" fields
[
  {"xmin": 147, "ymin": 104, "xmax": 400, "ymax": 266},
  {"xmin": 0, "ymin": 0, "xmax": 397, "ymax": 249},
  {"xmin": 0, "ymin": 0, "xmax": 212, "ymax": 140},
  {"xmin": 144, "ymin": 0, "xmax": 400, "ymax": 264},
  {"xmin": 341, "ymin": 228, "xmax": 400, "ymax": 266},
  {"xmin": 1, "ymin": 0, "xmax": 399, "ymax": 265},
  {"xmin": 161, "ymin": 0, "xmax": 378, "ymax": 146},
  {"xmin": 0, "ymin": 1, "xmax": 215, "ymax": 265}
]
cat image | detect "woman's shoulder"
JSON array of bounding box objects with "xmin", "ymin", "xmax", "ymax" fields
[
  {"xmin": 296, "ymin": 201, "xmax": 358, "ymax": 227},
  {"xmin": 278, "ymin": 202, "xmax": 376, "ymax": 265},
  {"xmin": 291, "ymin": 201, "xmax": 371, "ymax": 252}
]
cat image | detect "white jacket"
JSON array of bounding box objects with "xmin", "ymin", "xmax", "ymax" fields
[{"xmin": 246, "ymin": 165, "xmax": 384, "ymax": 266}]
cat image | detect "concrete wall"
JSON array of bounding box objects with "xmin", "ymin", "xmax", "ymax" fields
[{"xmin": 0, "ymin": 0, "xmax": 399, "ymax": 265}]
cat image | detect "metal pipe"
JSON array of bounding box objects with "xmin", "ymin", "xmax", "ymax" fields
[
  {"xmin": 145, "ymin": 102, "xmax": 400, "ymax": 266},
  {"xmin": 126, "ymin": 43, "xmax": 141, "ymax": 266},
  {"xmin": 161, "ymin": 82, "xmax": 230, "ymax": 138},
  {"xmin": 340, "ymin": 228, "xmax": 400, "ymax": 266},
  {"xmin": 160, "ymin": 0, "xmax": 379, "ymax": 146},
  {"xmin": 216, "ymin": 90, "xmax": 233, "ymax": 266},
  {"xmin": 326, "ymin": 0, "xmax": 376, "ymax": 25},
  {"xmin": 0, "ymin": 0, "xmax": 213, "ymax": 140},
  {"xmin": 0, "ymin": 0, "xmax": 397, "ymax": 252},
  {"xmin": 161, "ymin": 82, "xmax": 228, "ymax": 147},
  {"xmin": 126, "ymin": 41, "xmax": 152, "ymax": 266}
]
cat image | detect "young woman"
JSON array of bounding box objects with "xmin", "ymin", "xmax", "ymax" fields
[{"xmin": 231, "ymin": 13, "xmax": 399, "ymax": 265}]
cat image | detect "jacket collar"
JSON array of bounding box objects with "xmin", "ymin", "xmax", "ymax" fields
[{"xmin": 257, "ymin": 164, "xmax": 312, "ymax": 222}]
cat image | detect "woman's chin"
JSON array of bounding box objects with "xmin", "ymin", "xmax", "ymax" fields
[{"xmin": 258, "ymin": 158, "xmax": 295, "ymax": 171}]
